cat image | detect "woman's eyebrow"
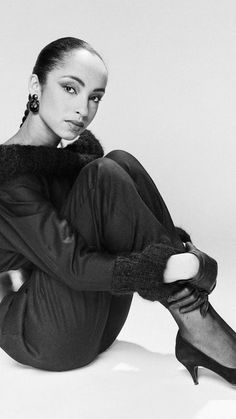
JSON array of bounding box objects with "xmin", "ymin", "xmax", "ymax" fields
[{"xmin": 61, "ymin": 75, "xmax": 105, "ymax": 92}]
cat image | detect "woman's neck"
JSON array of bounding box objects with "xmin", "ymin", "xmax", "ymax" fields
[{"xmin": 5, "ymin": 114, "xmax": 61, "ymax": 147}]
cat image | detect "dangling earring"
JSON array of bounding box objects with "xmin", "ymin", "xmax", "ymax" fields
[{"xmin": 28, "ymin": 94, "xmax": 39, "ymax": 113}]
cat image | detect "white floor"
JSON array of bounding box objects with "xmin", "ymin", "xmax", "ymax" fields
[{"xmin": 0, "ymin": 247, "xmax": 236, "ymax": 419}]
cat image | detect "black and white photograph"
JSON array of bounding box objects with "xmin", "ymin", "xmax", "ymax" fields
[{"xmin": 0, "ymin": 1, "xmax": 236, "ymax": 418}]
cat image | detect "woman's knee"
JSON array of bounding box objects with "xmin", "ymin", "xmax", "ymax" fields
[
  {"xmin": 105, "ymin": 150, "xmax": 142, "ymax": 177},
  {"xmin": 77, "ymin": 155, "xmax": 134, "ymax": 190},
  {"xmin": 105, "ymin": 149, "xmax": 137, "ymax": 166}
]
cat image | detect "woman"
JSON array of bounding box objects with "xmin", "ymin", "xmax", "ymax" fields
[{"xmin": 0, "ymin": 37, "xmax": 235, "ymax": 384}]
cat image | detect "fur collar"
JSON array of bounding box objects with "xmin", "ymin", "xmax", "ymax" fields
[{"xmin": 0, "ymin": 130, "xmax": 104, "ymax": 183}]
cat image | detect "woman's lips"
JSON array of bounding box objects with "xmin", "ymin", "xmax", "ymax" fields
[{"xmin": 66, "ymin": 120, "xmax": 84, "ymax": 131}]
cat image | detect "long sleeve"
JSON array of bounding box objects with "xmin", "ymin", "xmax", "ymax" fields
[
  {"xmin": 0, "ymin": 248, "xmax": 34, "ymax": 273},
  {"xmin": 0, "ymin": 175, "xmax": 182, "ymax": 296}
]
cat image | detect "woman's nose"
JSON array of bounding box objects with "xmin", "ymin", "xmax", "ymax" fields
[{"xmin": 76, "ymin": 97, "xmax": 89, "ymax": 119}]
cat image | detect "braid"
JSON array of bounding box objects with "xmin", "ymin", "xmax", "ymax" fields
[{"xmin": 20, "ymin": 101, "xmax": 30, "ymax": 127}]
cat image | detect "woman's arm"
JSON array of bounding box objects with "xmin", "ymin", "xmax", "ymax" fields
[
  {"xmin": 0, "ymin": 175, "xmax": 182, "ymax": 298},
  {"xmin": 0, "ymin": 247, "xmax": 34, "ymax": 273}
]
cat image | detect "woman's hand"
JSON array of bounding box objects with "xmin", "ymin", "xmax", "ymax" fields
[
  {"xmin": 185, "ymin": 241, "xmax": 217, "ymax": 294},
  {"xmin": 167, "ymin": 286, "xmax": 209, "ymax": 317}
]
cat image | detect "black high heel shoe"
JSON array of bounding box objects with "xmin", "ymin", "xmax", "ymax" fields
[{"xmin": 175, "ymin": 331, "xmax": 236, "ymax": 385}]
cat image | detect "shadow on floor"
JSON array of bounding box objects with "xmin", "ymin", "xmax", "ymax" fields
[
  {"xmin": 1, "ymin": 339, "xmax": 236, "ymax": 419},
  {"xmin": 95, "ymin": 339, "xmax": 236, "ymax": 419}
]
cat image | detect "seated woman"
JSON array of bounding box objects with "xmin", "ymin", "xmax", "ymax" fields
[{"xmin": 0, "ymin": 37, "xmax": 235, "ymax": 385}]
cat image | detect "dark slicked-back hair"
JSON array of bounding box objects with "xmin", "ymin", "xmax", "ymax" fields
[{"xmin": 20, "ymin": 37, "xmax": 105, "ymax": 127}]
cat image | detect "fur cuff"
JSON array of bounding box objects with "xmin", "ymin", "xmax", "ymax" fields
[{"xmin": 111, "ymin": 243, "xmax": 183, "ymax": 302}]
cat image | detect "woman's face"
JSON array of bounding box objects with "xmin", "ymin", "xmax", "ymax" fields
[{"xmin": 36, "ymin": 49, "xmax": 108, "ymax": 141}]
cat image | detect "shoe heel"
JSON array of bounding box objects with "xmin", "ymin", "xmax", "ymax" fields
[
  {"xmin": 176, "ymin": 331, "xmax": 236, "ymax": 386},
  {"xmin": 183, "ymin": 363, "xmax": 199, "ymax": 385}
]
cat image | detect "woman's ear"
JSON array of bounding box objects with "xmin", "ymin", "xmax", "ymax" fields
[{"xmin": 28, "ymin": 74, "xmax": 41, "ymax": 99}]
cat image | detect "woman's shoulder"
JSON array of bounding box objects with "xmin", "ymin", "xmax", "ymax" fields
[
  {"xmin": 0, "ymin": 142, "xmax": 57, "ymax": 187},
  {"xmin": 0, "ymin": 130, "xmax": 104, "ymax": 185}
]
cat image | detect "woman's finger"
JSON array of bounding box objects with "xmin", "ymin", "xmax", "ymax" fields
[
  {"xmin": 167, "ymin": 286, "xmax": 194, "ymax": 303},
  {"xmin": 185, "ymin": 241, "xmax": 195, "ymax": 252},
  {"xmin": 200, "ymin": 297, "xmax": 209, "ymax": 317},
  {"xmin": 168, "ymin": 290, "xmax": 201, "ymax": 309},
  {"xmin": 179, "ymin": 296, "xmax": 203, "ymax": 313}
]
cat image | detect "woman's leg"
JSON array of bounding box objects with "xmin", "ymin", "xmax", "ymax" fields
[
  {"xmin": 1, "ymin": 151, "xmax": 235, "ymax": 372},
  {"xmin": 0, "ymin": 153, "xmax": 184, "ymax": 370},
  {"xmin": 105, "ymin": 150, "xmax": 179, "ymax": 238},
  {"xmin": 105, "ymin": 150, "xmax": 236, "ymax": 368},
  {"xmin": 58, "ymin": 154, "xmax": 187, "ymax": 354},
  {"xmin": 95, "ymin": 150, "xmax": 184, "ymax": 352}
]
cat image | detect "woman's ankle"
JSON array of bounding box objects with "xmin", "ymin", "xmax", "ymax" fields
[{"xmin": 170, "ymin": 304, "xmax": 216, "ymax": 341}]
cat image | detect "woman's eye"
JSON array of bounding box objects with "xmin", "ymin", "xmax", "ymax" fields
[
  {"xmin": 63, "ymin": 85, "xmax": 77, "ymax": 94},
  {"xmin": 90, "ymin": 96, "xmax": 102, "ymax": 103}
]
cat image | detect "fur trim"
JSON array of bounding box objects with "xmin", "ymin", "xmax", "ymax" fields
[
  {"xmin": 0, "ymin": 130, "xmax": 104, "ymax": 184},
  {"xmin": 112, "ymin": 242, "xmax": 183, "ymax": 303}
]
